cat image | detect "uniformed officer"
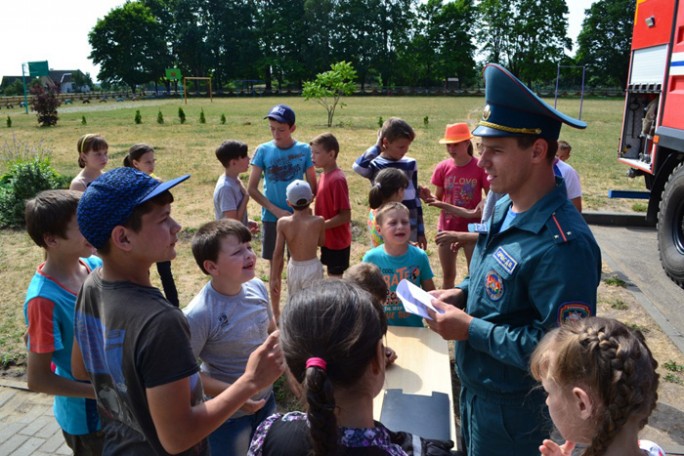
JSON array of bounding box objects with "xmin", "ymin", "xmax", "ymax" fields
[{"xmin": 426, "ymin": 63, "xmax": 602, "ymax": 455}]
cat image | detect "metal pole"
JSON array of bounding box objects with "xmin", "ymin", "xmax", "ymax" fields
[
  {"xmin": 22, "ymin": 63, "xmax": 29, "ymax": 114},
  {"xmin": 579, "ymin": 65, "xmax": 586, "ymax": 120},
  {"xmin": 554, "ymin": 62, "xmax": 561, "ymax": 108}
]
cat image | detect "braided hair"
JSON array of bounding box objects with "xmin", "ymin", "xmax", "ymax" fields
[
  {"xmin": 280, "ymin": 280, "xmax": 387, "ymax": 456},
  {"xmin": 530, "ymin": 317, "xmax": 659, "ymax": 456}
]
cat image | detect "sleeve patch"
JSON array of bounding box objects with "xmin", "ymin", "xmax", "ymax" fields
[{"xmin": 558, "ymin": 303, "xmax": 591, "ymax": 324}]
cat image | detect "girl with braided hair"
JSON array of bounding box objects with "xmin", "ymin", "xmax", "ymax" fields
[
  {"xmin": 247, "ymin": 279, "xmax": 453, "ymax": 456},
  {"xmin": 530, "ymin": 316, "xmax": 664, "ymax": 456}
]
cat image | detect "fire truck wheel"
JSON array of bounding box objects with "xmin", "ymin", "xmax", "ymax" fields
[{"xmin": 658, "ymin": 161, "xmax": 684, "ymax": 288}]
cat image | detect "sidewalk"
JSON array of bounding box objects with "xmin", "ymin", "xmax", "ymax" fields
[{"xmin": 0, "ymin": 379, "xmax": 70, "ymax": 456}]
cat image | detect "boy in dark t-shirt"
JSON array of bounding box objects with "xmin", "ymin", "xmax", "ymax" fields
[{"xmin": 72, "ymin": 167, "xmax": 284, "ymax": 455}]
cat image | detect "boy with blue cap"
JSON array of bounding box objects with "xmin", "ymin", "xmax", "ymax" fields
[
  {"xmin": 71, "ymin": 167, "xmax": 284, "ymax": 455},
  {"xmin": 247, "ymin": 104, "xmax": 317, "ymax": 271},
  {"xmin": 426, "ymin": 64, "xmax": 601, "ymax": 455}
]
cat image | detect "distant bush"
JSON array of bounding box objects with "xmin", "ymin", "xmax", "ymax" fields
[
  {"xmin": 135, "ymin": 110, "xmax": 142, "ymax": 124},
  {"xmin": 29, "ymin": 83, "xmax": 61, "ymax": 127},
  {"xmin": 81, "ymin": 115, "xmax": 87, "ymax": 125},
  {"xmin": 199, "ymin": 109, "xmax": 206, "ymax": 124},
  {"xmin": 178, "ymin": 107, "xmax": 186, "ymax": 124},
  {"xmin": 220, "ymin": 113, "xmax": 226, "ymax": 125},
  {"xmin": 6, "ymin": 116, "xmax": 11, "ymax": 128},
  {"xmin": 157, "ymin": 110, "xmax": 164, "ymax": 124}
]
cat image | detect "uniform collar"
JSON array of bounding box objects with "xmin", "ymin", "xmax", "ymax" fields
[{"xmin": 491, "ymin": 177, "xmax": 569, "ymax": 234}]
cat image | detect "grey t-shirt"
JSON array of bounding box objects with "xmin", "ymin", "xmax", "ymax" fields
[
  {"xmin": 213, "ymin": 174, "xmax": 248, "ymax": 225},
  {"xmin": 183, "ymin": 278, "xmax": 272, "ymax": 418}
]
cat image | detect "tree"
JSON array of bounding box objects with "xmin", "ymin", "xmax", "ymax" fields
[
  {"xmin": 302, "ymin": 61, "xmax": 358, "ymax": 127},
  {"xmin": 71, "ymin": 72, "xmax": 94, "ymax": 93},
  {"xmin": 89, "ymin": 2, "xmax": 170, "ymax": 92},
  {"xmin": 477, "ymin": 0, "xmax": 570, "ymax": 83},
  {"xmin": 575, "ymin": 0, "xmax": 635, "ymax": 88},
  {"xmin": 402, "ymin": 0, "xmax": 476, "ymax": 87}
]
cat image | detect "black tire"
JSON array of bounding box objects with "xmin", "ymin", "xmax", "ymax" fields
[{"xmin": 657, "ymin": 161, "xmax": 684, "ymax": 288}]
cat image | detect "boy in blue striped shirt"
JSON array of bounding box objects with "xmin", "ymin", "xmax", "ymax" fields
[{"xmin": 353, "ymin": 117, "xmax": 426, "ymax": 249}]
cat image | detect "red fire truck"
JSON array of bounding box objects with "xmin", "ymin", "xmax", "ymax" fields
[{"xmin": 619, "ymin": 0, "xmax": 684, "ymax": 287}]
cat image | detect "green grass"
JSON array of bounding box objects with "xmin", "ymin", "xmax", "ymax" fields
[
  {"xmin": 0, "ymin": 96, "xmax": 644, "ymax": 369},
  {"xmin": 609, "ymin": 299, "xmax": 629, "ymax": 310},
  {"xmin": 603, "ymin": 275, "xmax": 627, "ymax": 287},
  {"xmin": 664, "ymin": 360, "xmax": 684, "ymax": 373}
]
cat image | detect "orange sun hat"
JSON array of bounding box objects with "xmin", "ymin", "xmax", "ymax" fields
[{"xmin": 438, "ymin": 123, "xmax": 473, "ymax": 144}]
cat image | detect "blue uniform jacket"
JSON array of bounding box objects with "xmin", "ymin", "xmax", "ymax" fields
[{"xmin": 456, "ymin": 178, "xmax": 601, "ymax": 401}]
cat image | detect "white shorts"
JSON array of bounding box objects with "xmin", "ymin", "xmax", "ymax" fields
[{"xmin": 287, "ymin": 258, "xmax": 323, "ymax": 297}]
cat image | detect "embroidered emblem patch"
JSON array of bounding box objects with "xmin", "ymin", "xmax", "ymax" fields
[
  {"xmin": 493, "ymin": 247, "xmax": 517, "ymax": 274},
  {"xmin": 558, "ymin": 303, "xmax": 591, "ymax": 324},
  {"xmin": 485, "ymin": 271, "xmax": 504, "ymax": 301}
]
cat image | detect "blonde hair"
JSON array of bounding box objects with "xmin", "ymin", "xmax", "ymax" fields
[
  {"xmin": 374, "ymin": 201, "xmax": 409, "ymax": 226},
  {"xmin": 530, "ymin": 317, "xmax": 659, "ymax": 456}
]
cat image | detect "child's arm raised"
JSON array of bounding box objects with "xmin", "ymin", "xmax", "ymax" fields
[{"xmin": 146, "ymin": 331, "xmax": 284, "ymax": 454}]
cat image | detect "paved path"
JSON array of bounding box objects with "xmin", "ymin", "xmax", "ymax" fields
[{"xmin": 0, "ymin": 379, "xmax": 70, "ymax": 455}]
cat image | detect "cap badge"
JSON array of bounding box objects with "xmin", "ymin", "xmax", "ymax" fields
[{"xmin": 482, "ymin": 105, "xmax": 491, "ymax": 121}]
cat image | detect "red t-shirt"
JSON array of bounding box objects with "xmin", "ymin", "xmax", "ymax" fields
[{"xmin": 314, "ymin": 167, "xmax": 352, "ymax": 250}]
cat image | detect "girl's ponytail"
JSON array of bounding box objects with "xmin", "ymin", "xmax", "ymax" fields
[{"xmin": 304, "ymin": 362, "xmax": 338, "ymax": 456}]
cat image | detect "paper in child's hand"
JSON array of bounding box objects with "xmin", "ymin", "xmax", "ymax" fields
[{"xmin": 396, "ymin": 279, "xmax": 444, "ymax": 321}]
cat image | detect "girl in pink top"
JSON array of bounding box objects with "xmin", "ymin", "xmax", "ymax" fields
[{"xmin": 426, "ymin": 123, "xmax": 488, "ymax": 288}]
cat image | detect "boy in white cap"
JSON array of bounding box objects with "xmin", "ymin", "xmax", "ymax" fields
[
  {"xmin": 269, "ymin": 179, "xmax": 325, "ymax": 320},
  {"xmin": 425, "ymin": 64, "xmax": 601, "ymax": 455}
]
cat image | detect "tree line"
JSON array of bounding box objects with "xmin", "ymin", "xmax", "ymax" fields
[{"xmin": 88, "ymin": 0, "xmax": 634, "ymax": 93}]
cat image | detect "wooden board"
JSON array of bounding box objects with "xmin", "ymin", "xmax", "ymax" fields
[{"xmin": 373, "ymin": 326, "xmax": 457, "ymax": 443}]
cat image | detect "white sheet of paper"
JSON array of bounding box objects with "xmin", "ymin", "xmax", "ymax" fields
[{"xmin": 395, "ymin": 279, "xmax": 444, "ymax": 321}]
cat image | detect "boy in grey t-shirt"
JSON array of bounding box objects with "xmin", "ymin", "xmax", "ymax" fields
[{"xmin": 184, "ymin": 219, "xmax": 277, "ymax": 455}]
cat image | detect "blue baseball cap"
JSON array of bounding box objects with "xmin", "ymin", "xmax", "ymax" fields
[
  {"xmin": 77, "ymin": 167, "xmax": 190, "ymax": 249},
  {"xmin": 264, "ymin": 104, "xmax": 295, "ymax": 125},
  {"xmin": 472, "ymin": 64, "xmax": 586, "ymax": 140}
]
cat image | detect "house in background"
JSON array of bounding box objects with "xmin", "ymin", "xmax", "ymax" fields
[{"xmin": 1, "ymin": 70, "xmax": 91, "ymax": 94}]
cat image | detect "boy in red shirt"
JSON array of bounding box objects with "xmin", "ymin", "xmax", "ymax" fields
[{"xmin": 310, "ymin": 133, "xmax": 352, "ymax": 277}]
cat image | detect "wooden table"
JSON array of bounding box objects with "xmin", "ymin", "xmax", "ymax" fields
[{"xmin": 372, "ymin": 325, "xmax": 457, "ymax": 443}]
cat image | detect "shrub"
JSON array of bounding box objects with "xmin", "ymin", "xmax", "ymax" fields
[
  {"xmin": 178, "ymin": 107, "xmax": 186, "ymax": 124},
  {"xmin": 378, "ymin": 116, "xmax": 383, "ymax": 128},
  {"xmin": 81, "ymin": 115, "xmax": 87, "ymax": 125},
  {"xmin": 0, "ymin": 157, "xmax": 67, "ymax": 228},
  {"xmin": 199, "ymin": 109, "xmax": 206, "ymax": 124},
  {"xmin": 157, "ymin": 110, "xmax": 164, "ymax": 124},
  {"xmin": 135, "ymin": 110, "xmax": 142, "ymax": 124},
  {"xmin": 423, "ymin": 115, "xmax": 429, "ymax": 128},
  {"xmin": 6, "ymin": 116, "xmax": 10, "ymax": 128},
  {"xmin": 29, "ymin": 83, "xmax": 62, "ymax": 127},
  {"xmin": 220, "ymin": 113, "xmax": 226, "ymax": 125}
]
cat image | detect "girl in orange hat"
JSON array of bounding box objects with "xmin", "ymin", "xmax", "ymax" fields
[{"xmin": 426, "ymin": 123, "xmax": 489, "ymax": 288}]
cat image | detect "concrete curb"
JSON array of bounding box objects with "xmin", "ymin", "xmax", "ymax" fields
[{"xmin": 582, "ymin": 211, "xmax": 654, "ymax": 227}]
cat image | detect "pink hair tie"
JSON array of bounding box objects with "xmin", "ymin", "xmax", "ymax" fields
[{"xmin": 306, "ymin": 357, "xmax": 327, "ymax": 371}]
